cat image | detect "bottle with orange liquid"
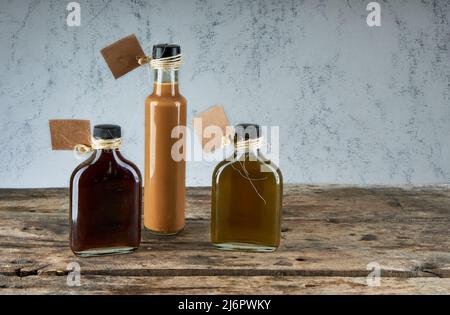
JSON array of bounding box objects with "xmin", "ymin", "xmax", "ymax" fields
[{"xmin": 144, "ymin": 44, "xmax": 186, "ymax": 235}]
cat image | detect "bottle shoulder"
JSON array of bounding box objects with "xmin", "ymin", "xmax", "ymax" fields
[
  {"xmin": 212, "ymin": 158, "xmax": 233, "ymax": 177},
  {"xmin": 70, "ymin": 154, "xmax": 95, "ymax": 180},
  {"xmin": 70, "ymin": 151, "xmax": 141, "ymax": 183},
  {"xmin": 146, "ymin": 92, "xmax": 187, "ymax": 103},
  {"xmin": 116, "ymin": 154, "xmax": 142, "ymax": 181},
  {"xmin": 213, "ymin": 154, "xmax": 282, "ymax": 182},
  {"xmin": 262, "ymin": 159, "xmax": 283, "ymax": 182}
]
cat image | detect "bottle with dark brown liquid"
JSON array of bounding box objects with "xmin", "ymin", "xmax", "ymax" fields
[
  {"xmin": 211, "ymin": 124, "xmax": 283, "ymax": 252},
  {"xmin": 70, "ymin": 124, "xmax": 142, "ymax": 257}
]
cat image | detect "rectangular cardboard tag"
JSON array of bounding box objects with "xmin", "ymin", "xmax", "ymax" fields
[
  {"xmin": 49, "ymin": 119, "xmax": 91, "ymax": 150},
  {"xmin": 193, "ymin": 105, "xmax": 230, "ymax": 153},
  {"xmin": 100, "ymin": 34, "xmax": 146, "ymax": 79}
]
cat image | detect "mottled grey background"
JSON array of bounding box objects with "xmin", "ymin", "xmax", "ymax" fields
[{"xmin": 0, "ymin": 0, "xmax": 449, "ymax": 188}]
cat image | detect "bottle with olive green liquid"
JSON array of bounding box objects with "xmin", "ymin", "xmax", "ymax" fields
[{"xmin": 211, "ymin": 124, "xmax": 283, "ymax": 252}]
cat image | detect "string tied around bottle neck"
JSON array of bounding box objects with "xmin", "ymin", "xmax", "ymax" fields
[
  {"xmin": 74, "ymin": 137, "xmax": 122, "ymax": 154},
  {"xmin": 234, "ymin": 137, "xmax": 264, "ymax": 152},
  {"xmin": 137, "ymin": 54, "xmax": 182, "ymax": 71}
]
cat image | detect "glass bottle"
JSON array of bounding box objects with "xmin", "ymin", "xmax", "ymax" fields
[
  {"xmin": 211, "ymin": 124, "xmax": 283, "ymax": 252},
  {"xmin": 70, "ymin": 124, "xmax": 142, "ymax": 257},
  {"xmin": 144, "ymin": 44, "xmax": 186, "ymax": 235}
]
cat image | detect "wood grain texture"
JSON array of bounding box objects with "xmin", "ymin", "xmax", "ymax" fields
[
  {"xmin": 1, "ymin": 276, "xmax": 449, "ymax": 295},
  {"xmin": 0, "ymin": 185, "xmax": 449, "ymax": 294}
]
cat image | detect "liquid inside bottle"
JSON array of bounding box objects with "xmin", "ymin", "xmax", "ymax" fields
[
  {"xmin": 144, "ymin": 44, "xmax": 186, "ymax": 235},
  {"xmin": 70, "ymin": 125, "xmax": 142, "ymax": 257},
  {"xmin": 211, "ymin": 124, "xmax": 283, "ymax": 252}
]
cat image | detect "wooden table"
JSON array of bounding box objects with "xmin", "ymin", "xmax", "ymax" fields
[{"xmin": 0, "ymin": 185, "xmax": 449, "ymax": 294}]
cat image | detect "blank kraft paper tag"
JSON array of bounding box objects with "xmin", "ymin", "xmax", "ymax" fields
[
  {"xmin": 193, "ymin": 105, "xmax": 230, "ymax": 153},
  {"xmin": 49, "ymin": 119, "xmax": 91, "ymax": 150},
  {"xmin": 100, "ymin": 34, "xmax": 146, "ymax": 79}
]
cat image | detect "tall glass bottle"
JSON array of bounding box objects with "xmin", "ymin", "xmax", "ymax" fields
[
  {"xmin": 144, "ymin": 44, "xmax": 186, "ymax": 235},
  {"xmin": 211, "ymin": 124, "xmax": 283, "ymax": 252},
  {"xmin": 70, "ymin": 124, "xmax": 142, "ymax": 257}
]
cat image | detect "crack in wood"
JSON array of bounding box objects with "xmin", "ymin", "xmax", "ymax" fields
[{"xmin": 0, "ymin": 268, "xmax": 445, "ymax": 278}]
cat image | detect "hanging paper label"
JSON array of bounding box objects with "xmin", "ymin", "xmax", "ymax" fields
[
  {"xmin": 49, "ymin": 119, "xmax": 91, "ymax": 150},
  {"xmin": 100, "ymin": 34, "xmax": 146, "ymax": 79},
  {"xmin": 193, "ymin": 105, "xmax": 230, "ymax": 153}
]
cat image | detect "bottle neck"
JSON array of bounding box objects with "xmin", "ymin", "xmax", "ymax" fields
[
  {"xmin": 93, "ymin": 148, "xmax": 121, "ymax": 161},
  {"xmin": 234, "ymin": 148, "xmax": 260, "ymax": 159},
  {"xmin": 153, "ymin": 69, "xmax": 179, "ymax": 96}
]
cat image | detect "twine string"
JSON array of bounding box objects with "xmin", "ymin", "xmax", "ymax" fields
[
  {"xmin": 74, "ymin": 137, "xmax": 122, "ymax": 154},
  {"xmin": 231, "ymin": 137, "xmax": 267, "ymax": 204},
  {"xmin": 137, "ymin": 54, "xmax": 182, "ymax": 71},
  {"xmin": 234, "ymin": 137, "xmax": 264, "ymax": 151}
]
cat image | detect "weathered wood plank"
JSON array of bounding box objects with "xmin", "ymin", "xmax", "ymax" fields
[
  {"xmin": 0, "ymin": 218, "xmax": 449, "ymax": 277},
  {"xmin": 0, "ymin": 185, "xmax": 449, "ymax": 294},
  {"xmin": 1, "ymin": 275, "xmax": 449, "ymax": 295},
  {"xmin": 1, "ymin": 186, "xmax": 450, "ymax": 220}
]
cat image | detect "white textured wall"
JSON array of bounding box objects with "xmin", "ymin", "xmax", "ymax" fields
[{"xmin": 0, "ymin": 0, "xmax": 449, "ymax": 188}]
